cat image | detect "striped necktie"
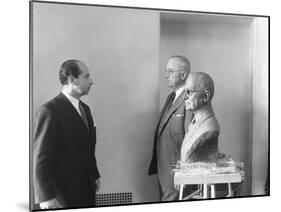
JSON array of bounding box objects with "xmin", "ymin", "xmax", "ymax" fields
[{"xmin": 166, "ymin": 92, "xmax": 176, "ymax": 111}]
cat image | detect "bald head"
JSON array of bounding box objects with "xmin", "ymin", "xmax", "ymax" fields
[
  {"xmin": 183, "ymin": 72, "xmax": 215, "ymax": 111},
  {"xmin": 188, "ymin": 72, "xmax": 215, "ymax": 100}
]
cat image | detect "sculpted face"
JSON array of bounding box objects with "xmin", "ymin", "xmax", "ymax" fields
[
  {"xmin": 165, "ymin": 58, "xmax": 187, "ymax": 89},
  {"xmin": 183, "ymin": 77, "xmax": 205, "ymax": 111},
  {"xmin": 72, "ymin": 62, "xmax": 94, "ymax": 97}
]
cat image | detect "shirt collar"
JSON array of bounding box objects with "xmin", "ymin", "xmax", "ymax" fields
[
  {"xmin": 193, "ymin": 107, "xmax": 214, "ymax": 126},
  {"xmin": 62, "ymin": 90, "xmax": 80, "ymax": 109},
  {"xmin": 174, "ymin": 85, "xmax": 185, "ymax": 102}
]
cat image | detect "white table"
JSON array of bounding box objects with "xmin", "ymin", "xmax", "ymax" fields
[{"xmin": 174, "ymin": 172, "xmax": 244, "ymax": 200}]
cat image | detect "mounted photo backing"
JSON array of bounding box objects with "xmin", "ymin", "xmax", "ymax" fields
[{"xmin": 30, "ymin": 0, "xmax": 269, "ymax": 211}]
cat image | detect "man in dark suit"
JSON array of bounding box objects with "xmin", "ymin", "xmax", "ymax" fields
[
  {"xmin": 148, "ymin": 55, "xmax": 192, "ymax": 201},
  {"xmin": 33, "ymin": 59, "xmax": 101, "ymax": 209}
]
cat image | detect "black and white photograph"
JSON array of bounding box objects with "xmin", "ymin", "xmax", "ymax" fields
[
  {"xmin": 28, "ymin": 0, "xmax": 269, "ymax": 211},
  {"xmin": 1, "ymin": 1, "xmax": 277, "ymax": 212}
]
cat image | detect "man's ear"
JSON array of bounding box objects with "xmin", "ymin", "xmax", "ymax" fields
[
  {"xmin": 181, "ymin": 71, "xmax": 187, "ymax": 80},
  {"xmin": 203, "ymin": 90, "xmax": 210, "ymax": 103},
  {"xmin": 67, "ymin": 75, "xmax": 74, "ymax": 84}
]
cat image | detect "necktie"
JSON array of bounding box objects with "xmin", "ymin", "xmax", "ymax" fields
[
  {"xmin": 192, "ymin": 117, "xmax": 196, "ymax": 125},
  {"xmin": 158, "ymin": 92, "xmax": 176, "ymax": 132},
  {"xmin": 166, "ymin": 92, "xmax": 176, "ymax": 111},
  {"xmin": 79, "ymin": 101, "xmax": 89, "ymax": 130}
]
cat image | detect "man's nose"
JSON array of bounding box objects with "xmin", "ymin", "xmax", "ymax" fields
[{"xmin": 89, "ymin": 77, "xmax": 94, "ymax": 85}]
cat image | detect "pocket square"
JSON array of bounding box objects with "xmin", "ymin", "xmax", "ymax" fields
[{"xmin": 174, "ymin": 114, "xmax": 184, "ymax": 117}]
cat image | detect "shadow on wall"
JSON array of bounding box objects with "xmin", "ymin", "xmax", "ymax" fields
[{"xmin": 215, "ymin": 93, "xmax": 252, "ymax": 196}]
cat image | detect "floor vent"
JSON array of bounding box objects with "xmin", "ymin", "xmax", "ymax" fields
[{"xmin": 96, "ymin": 192, "xmax": 132, "ymax": 206}]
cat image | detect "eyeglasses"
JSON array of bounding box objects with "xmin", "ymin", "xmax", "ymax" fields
[
  {"xmin": 165, "ymin": 69, "xmax": 182, "ymax": 76},
  {"xmin": 183, "ymin": 89, "xmax": 205, "ymax": 100}
]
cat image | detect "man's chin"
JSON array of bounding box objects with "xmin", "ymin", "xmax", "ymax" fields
[
  {"xmin": 167, "ymin": 84, "xmax": 175, "ymax": 89},
  {"xmin": 85, "ymin": 89, "xmax": 91, "ymax": 94},
  {"xmin": 80, "ymin": 91, "xmax": 90, "ymax": 97}
]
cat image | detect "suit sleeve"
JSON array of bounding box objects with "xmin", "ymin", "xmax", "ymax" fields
[
  {"xmin": 90, "ymin": 125, "xmax": 101, "ymax": 179},
  {"xmin": 33, "ymin": 106, "xmax": 57, "ymax": 203}
]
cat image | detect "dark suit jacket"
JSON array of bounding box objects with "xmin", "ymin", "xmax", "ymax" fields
[
  {"xmin": 33, "ymin": 92, "xmax": 100, "ymax": 208},
  {"xmin": 148, "ymin": 91, "xmax": 192, "ymax": 175}
]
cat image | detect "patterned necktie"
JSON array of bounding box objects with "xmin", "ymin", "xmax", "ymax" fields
[
  {"xmin": 166, "ymin": 92, "xmax": 176, "ymax": 111},
  {"xmin": 79, "ymin": 101, "xmax": 89, "ymax": 130}
]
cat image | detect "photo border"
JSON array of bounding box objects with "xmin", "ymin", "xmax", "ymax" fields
[{"xmin": 29, "ymin": 1, "xmax": 270, "ymax": 211}]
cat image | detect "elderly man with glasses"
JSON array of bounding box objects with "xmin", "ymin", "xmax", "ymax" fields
[{"xmin": 148, "ymin": 55, "xmax": 193, "ymax": 201}]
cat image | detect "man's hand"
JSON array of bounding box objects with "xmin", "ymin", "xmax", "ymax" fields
[
  {"xmin": 95, "ymin": 178, "xmax": 101, "ymax": 192},
  {"xmin": 39, "ymin": 198, "xmax": 61, "ymax": 209}
]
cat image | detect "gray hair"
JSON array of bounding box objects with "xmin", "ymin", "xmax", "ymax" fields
[{"xmin": 170, "ymin": 55, "xmax": 191, "ymax": 74}]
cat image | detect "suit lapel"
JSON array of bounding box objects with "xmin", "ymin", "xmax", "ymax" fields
[
  {"xmin": 156, "ymin": 93, "xmax": 174, "ymax": 130},
  {"xmin": 158, "ymin": 90, "xmax": 185, "ymax": 136},
  {"xmin": 152, "ymin": 93, "xmax": 174, "ymax": 153},
  {"xmin": 55, "ymin": 93, "xmax": 90, "ymax": 137}
]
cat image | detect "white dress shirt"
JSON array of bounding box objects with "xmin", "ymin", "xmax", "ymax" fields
[
  {"xmin": 173, "ymin": 85, "xmax": 185, "ymax": 104},
  {"xmin": 61, "ymin": 90, "xmax": 81, "ymax": 116}
]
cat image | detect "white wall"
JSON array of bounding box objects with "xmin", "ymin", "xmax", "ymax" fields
[
  {"xmin": 251, "ymin": 18, "xmax": 269, "ymax": 195},
  {"xmin": 160, "ymin": 13, "xmax": 254, "ymax": 195},
  {"xmin": 32, "ymin": 2, "xmax": 160, "ymax": 203}
]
